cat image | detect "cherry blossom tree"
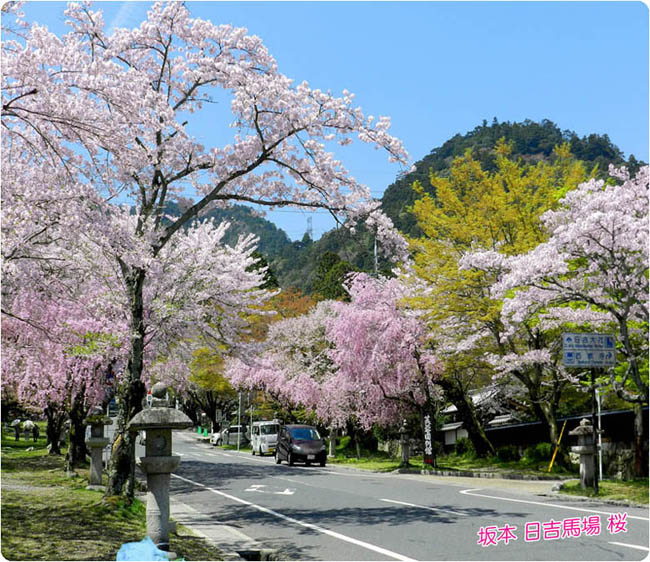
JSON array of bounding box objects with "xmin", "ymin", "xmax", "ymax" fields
[
  {"xmin": 226, "ymin": 299, "xmax": 366, "ymax": 456},
  {"xmin": 226, "ymin": 300, "xmax": 339, "ymax": 423},
  {"xmin": 489, "ymin": 165, "xmax": 649, "ymax": 473},
  {"xmin": 326, "ymin": 274, "xmax": 443, "ymax": 442},
  {"xmin": 3, "ymin": 2, "xmax": 409, "ymax": 496},
  {"xmin": 1, "ymin": 287, "xmax": 123, "ymax": 462},
  {"xmin": 227, "ymin": 275, "xmax": 443, "ymax": 457}
]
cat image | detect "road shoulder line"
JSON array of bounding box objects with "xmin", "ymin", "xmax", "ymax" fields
[
  {"xmin": 608, "ymin": 541, "xmax": 650, "ymax": 551},
  {"xmin": 459, "ymin": 489, "xmax": 649, "ymax": 521}
]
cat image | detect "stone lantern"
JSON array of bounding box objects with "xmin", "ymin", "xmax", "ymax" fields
[
  {"xmin": 569, "ymin": 418, "xmax": 595, "ymax": 489},
  {"xmin": 85, "ymin": 406, "xmax": 112, "ymax": 490},
  {"xmin": 128, "ymin": 383, "xmax": 192, "ymax": 552}
]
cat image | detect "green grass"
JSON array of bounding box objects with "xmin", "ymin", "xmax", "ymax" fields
[
  {"xmin": 559, "ymin": 479, "xmax": 649, "ymax": 504},
  {"xmin": 429, "ymin": 452, "xmax": 576, "ymax": 476},
  {"xmin": 219, "ymin": 443, "xmax": 252, "ymax": 452},
  {"xmin": 1, "ymin": 427, "xmax": 226, "ymax": 560},
  {"xmin": 326, "ymin": 437, "xmax": 576, "ymax": 477},
  {"xmin": 329, "ymin": 455, "xmax": 403, "ymax": 472},
  {"xmin": 326, "ymin": 437, "xmax": 404, "ymax": 471}
]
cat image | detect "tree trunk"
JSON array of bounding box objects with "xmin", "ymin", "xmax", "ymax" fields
[
  {"xmin": 529, "ymin": 392, "xmax": 560, "ymax": 448},
  {"xmin": 179, "ymin": 396, "xmax": 200, "ymax": 427},
  {"xmin": 437, "ymin": 377, "xmax": 495, "ymax": 457},
  {"xmin": 65, "ymin": 388, "xmax": 89, "ymax": 471},
  {"xmin": 45, "ymin": 405, "xmax": 65, "ymax": 456},
  {"xmin": 633, "ymin": 402, "xmax": 647, "ymax": 477},
  {"xmin": 514, "ymin": 366, "xmax": 563, "ymax": 451},
  {"xmin": 105, "ymin": 377, "xmax": 145, "ymax": 497},
  {"xmin": 105, "ymin": 268, "xmax": 146, "ymax": 498}
]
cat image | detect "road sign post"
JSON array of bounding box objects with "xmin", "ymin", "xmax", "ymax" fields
[{"xmin": 562, "ymin": 333, "xmax": 616, "ymax": 497}]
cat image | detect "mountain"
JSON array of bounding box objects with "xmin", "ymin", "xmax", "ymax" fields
[
  {"xmin": 270, "ymin": 118, "xmax": 643, "ymax": 291},
  {"xmin": 381, "ymin": 118, "xmax": 641, "ymax": 237}
]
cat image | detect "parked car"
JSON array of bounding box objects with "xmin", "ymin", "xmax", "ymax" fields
[
  {"xmin": 275, "ymin": 424, "xmax": 326, "ymax": 466},
  {"xmin": 223, "ymin": 424, "xmax": 249, "ymax": 446},
  {"xmin": 210, "ymin": 430, "xmax": 223, "ymax": 446},
  {"xmin": 250, "ymin": 420, "xmax": 280, "ymax": 456}
]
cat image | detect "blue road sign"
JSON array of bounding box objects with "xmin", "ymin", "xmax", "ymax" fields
[{"xmin": 562, "ymin": 333, "xmax": 616, "ymax": 367}]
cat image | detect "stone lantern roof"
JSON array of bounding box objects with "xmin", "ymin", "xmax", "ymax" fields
[
  {"xmin": 127, "ymin": 383, "xmax": 192, "ymax": 432},
  {"xmin": 569, "ymin": 418, "xmax": 593, "ymax": 436}
]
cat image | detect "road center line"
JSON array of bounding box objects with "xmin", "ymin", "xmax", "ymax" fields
[
  {"xmin": 380, "ymin": 498, "xmax": 466, "ymax": 517},
  {"xmin": 172, "ymin": 473, "xmax": 416, "ymax": 561},
  {"xmin": 608, "ymin": 541, "xmax": 650, "ymax": 551},
  {"xmin": 459, "ymin": 489, "xmax": 649, "ymax": 521}
]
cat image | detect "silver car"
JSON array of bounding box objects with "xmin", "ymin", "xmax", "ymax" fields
[{"xmin": 224, "ymin": 425, "xmax": 249, "ymax": 446}]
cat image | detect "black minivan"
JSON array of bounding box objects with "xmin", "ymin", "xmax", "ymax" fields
[{"xmin": 275, "ymin": 424, "xmax": 327, "ymax": 466}]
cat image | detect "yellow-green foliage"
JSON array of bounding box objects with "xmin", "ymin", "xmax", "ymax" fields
[
  {"xmin": 409, "ymin": 140, "xmax": 589, "ymax": 330},
  {"xmin": 189, "ymin": 347, "xmax": 236, "ymax": 398}
]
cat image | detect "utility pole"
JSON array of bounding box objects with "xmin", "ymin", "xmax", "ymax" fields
[
  {"xmin": 596, "ymin": 388, "xmax": 603, "ymax": 481},
  {"xmin": 237, "ymin": 392, "xmax": 242, "ymax": 452},
  {"xmin": 591, "ymin": 368, "xmax": 599, "ymax": 495},
  {"xmin": 374, "ymin": 235, "xmax": 378, "ymax": 276}
]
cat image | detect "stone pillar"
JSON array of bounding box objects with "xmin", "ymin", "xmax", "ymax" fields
[
  {"xmin": 84, "ymin": 407, "xmax": 112, "ymax": 490},
  {"xmin": 570, "ymin": 418, "xmax": 596, "ymax": 489},
  {"xmin": 139, "ymin": 454, "xmax": 180, "ymax": 550},
  {"xmin": 399, "ymin": 420, "xmax": 410, "ymax": 468},
  {"xmin": 128, "ymin": 383, "xmax": 192, "ymax": 553},
  {"xmin": 328, "ymin": 426, "xmax": 338, "ymax": 458}
]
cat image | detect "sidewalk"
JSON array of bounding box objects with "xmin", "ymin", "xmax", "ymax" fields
[{"xmin": 170, "ymin": 497, "xmax": 273, "ymax": 561}]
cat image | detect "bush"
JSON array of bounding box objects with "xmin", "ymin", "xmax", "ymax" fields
[
  {"xmin": 455, "ymin": 437, "xmax": 475, "ymax": 457},
  {"xmin": 496, "ymin": 445, "xmax": 520, "ymax": 462},
  {"xmin": 524, "ymin": 442, "xmax": 553, "ymax": 461}
]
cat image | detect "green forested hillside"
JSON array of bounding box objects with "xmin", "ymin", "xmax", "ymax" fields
[{"xmin": 165, "ymin": 201, "xmax": 293, "ymax": 257}]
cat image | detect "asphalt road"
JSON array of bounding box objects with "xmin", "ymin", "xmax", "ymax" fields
[{"xmin": 166, "ymin": 431, "xmax": 649, "ymax": 561}]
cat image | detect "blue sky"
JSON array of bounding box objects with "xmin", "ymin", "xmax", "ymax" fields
[{"xmin": 16, "ymin": 1, "xmax": 649, "ymax": 240}]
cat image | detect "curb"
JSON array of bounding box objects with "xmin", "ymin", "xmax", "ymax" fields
[
  {"xmin": 542, "ymin": 483, "xmax": 648, "ymax": 509},
  {"xmin": 542, "ymin": 491, "xmax": 647, "ymax": 509},
  {"xmin": 393, "ymin": 467, "xmax": 573, "ymax": 481}
]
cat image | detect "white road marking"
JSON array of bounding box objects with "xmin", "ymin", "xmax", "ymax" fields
[
  {"xmin": 459, "ymin": 489, "xmax": 649, "ymax": 521},
  {"xmin": 608, "ymin": 541, "xmax": 650, "ymax": 551},
  {"xmin": 380, "ymin": 498, "xmax": 466, "ymax": 517},
  {"xmin": 244, "ymin": 484, "xmax": 295, "ymax": 495},
  {"xmin": 172, "ymin": 473, "xmax": 416, "ymax": 561},
  {"xmin": 245, "ymin": 484, "xmax": 268, "ymax": 493}
]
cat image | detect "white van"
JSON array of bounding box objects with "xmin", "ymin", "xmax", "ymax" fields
[{"xmin": 250, "ymin": 420, "xmax": 280, "ymax": 456}]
